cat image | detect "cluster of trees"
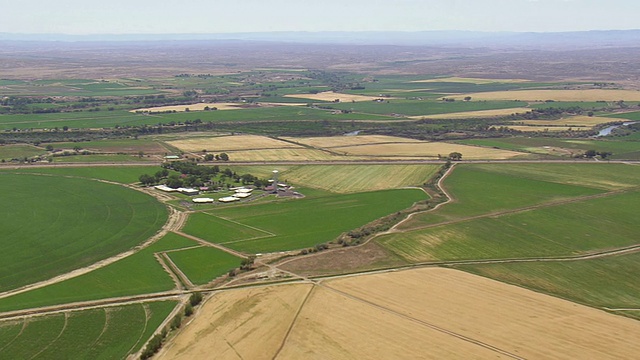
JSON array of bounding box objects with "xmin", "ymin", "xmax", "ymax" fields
[
  {"xmin": 139, "ymin": 161, "xmax": 269, "ymax": 189},
  {"xmin": 584, "ymin": 149, "xmax": 612, "ymax": 159}
]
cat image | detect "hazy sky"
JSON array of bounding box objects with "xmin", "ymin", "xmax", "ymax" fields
[{"xmin": 1, "ymin": 0, "xmax": 638, "ymax": 34}]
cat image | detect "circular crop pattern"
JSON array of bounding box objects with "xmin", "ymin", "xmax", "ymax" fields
[{"xmin": 0, "ymin": 173, "xmax": 167, "ymax": 292}]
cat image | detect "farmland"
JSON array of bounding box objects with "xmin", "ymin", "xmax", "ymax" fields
[
  {"xmin": 2, "ymin": 41, "xmax": 640, "ymax": 359},
  {"xmin": 0, "ymin": 173, "xmax": 167, "ymax": 292},
  {"xmin": 0, "ymin": 301, "xmax": 177, "ymax": 359},
  {"xmin": 161, "ymin": 268, "xmax": 640, "ymax": 359},
  {"xmin": 184, "ymin": 188, "xmax": 427, "ymax": 253}
]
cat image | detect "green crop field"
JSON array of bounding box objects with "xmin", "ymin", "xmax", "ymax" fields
[
  {"xmin": 2, "ymin": 166, "xmax": 160, "ymax": 184},
  {"xmin": 52, "ymin": 154, "xmax": 157, "ymax": 163},
  {"xmin": 52, "ymin": 138, "xmax": 170, "ymax": 154},
  {"xmin": 185, "ymin": 189, "xmax": 426, "ymax": 253},
  {"xmin": 0, "ymin": 173, "xmax": 167, "ymax": 292},
  {"xmin": 0, "ymin": 301, "xmax": 177, "ymax": 359},
  {"xmin": 183, "ymin": 213, "xmax": 272, "ymax": 245},
  {"xmin": 607, "ymin": 111, "xmax": 640, "ymax": 121},
  {"xmin": 382, "ymin": 190, "xmax": 640, "ymax": 262},
  {"xmin": 458, "ymin": 252, "xmax": 640, "ymax": 309},
  {"xmin": 380, "ymin": 163, "xmax": 640, "ymax": 263},
  {"xmin": 397, "ymin": 164, "xmax": 606, "ymax": 230},
  {"xmin": 168, "ymin": 246, "xmax": 242, "ymax": 285},
  {"xmin": 279, "ymin": 164, "xmax": 440, "ymax": 193},
  {"xmin": 0, "ymin": 233, "xmax": 194, "ymax": 312},
  {"xmin": 0, "ymin": 144, "xmax": 46, "ymax": 160}
]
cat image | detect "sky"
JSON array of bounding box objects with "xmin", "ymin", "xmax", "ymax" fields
[{"xmin": 1, "ymin": 0, "xmax": 638, "ymax": 34}]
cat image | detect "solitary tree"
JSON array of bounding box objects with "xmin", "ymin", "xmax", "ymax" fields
[{"xmin": 448, "ymin": 152, "xmax": 463, "ymax": 161}]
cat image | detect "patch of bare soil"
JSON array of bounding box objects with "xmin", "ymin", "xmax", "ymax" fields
[{"xmin": 278, "ymin": 241, "xmax": 406, "ymax": 277}]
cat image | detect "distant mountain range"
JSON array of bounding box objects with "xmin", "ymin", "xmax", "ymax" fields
[{"xmin": 1, "ymin": 30, "xmax": 639, "ymax": 49}]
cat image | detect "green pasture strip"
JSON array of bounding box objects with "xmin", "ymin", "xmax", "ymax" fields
[
  {"xmin": 530, "ymin": 101, "xmax": 614, "ymax": 110},
  {"xmin": 326, "ymin": 100, "xmax": 527, "ymax": 117},
  {"xmin": 168, "ymin": 247, "xmax": 242, "ymax": 285},
  {"xmin": 152, "ymin": 106, "xmax": 398, "ymax": 122},
  {"xmin": 183, "ymin": 212, "xmax": 272, "ymax": 244},
  {"xmin": 0, "ymin": 144, "xmax": 45, "ymax": 160},
  {"xmin": 0, "ymin": 233, "xmax": 194, "ymax": 312},
  {"xmin": 34, "ymin": 309, "xmax": 106, "ymax": 359},
  {"xmin": 281, "ymin": 164, "xmax": 440, "ymax": 193},
  {"xmin": 0, "ymin": 173, "xmax": 167, "ymax": 292},
  {"xmin": 614, "ymin": 311, "xmax": 640, "ymax": 321},
  {"xmin": 0, "ymin": 110, "xmax": 145, "ymax": 130},
  {"xmin": 0, "ymin": 314, "xmax": 65, "ymax": 359},
  {"xmin": 456, "ymin": 138, "xmax": 640, "ymax": 159},
  {"xmin": 2, "ymin": 166, "xmax": 159, "ymax": 184},
  {"xmin": 381, "ymin": 190, "xmax": 640, "ymax": 263},
  {"xmin": 52, "ymin": 154, "xmax": 156, "ymax": 163},
  {"xmin": 51, "ymin": 138, "xmax": 168, "ymax": 154},
  {"xmin": 203, "ymin": 189, "xmax": 426, "ymax": 253},
  {"xmin": 458, "ymin": 163, "xmax": 640, "ymax": 190},
  {"xmin": 398, "ymin": 164, "xmax": 604, "ymax": 229},
  {"xmin": 458, "ymin": 252, "xmax": 640, "ymax": 309},
  {"xmin": 606, "ymin": 111, "xmax": 640, "ymax": 121}
]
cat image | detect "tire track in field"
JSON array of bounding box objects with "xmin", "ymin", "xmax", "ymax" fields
[{"xmin": 271, "ymin": 285, "xmax": 315, "ymax": 360}]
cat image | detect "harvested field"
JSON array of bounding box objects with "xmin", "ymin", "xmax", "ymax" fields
[
  {"xmin": 506, "ymin": 126, "xmax": 593, "ymax": 132},
  {"xmin": 130, "ymin": 102, "xmax": 246, "ymax": 113},
  {"xmin": 415, "ymin": 107, "xmax": 531, "ymax": 119},
  {"xmin": 224, "ymin": 148, "xmax": 341, "ymax": 161},
  {"xmin": 284, "ymin": 91, "xmax": 385, "ymax": 102},
  {"xmin": 166, "ymin": 135, "xmax": 302, "ymax": 153},
  {"xmin": 285, "ymin": 135, "xmax": 420, "ymax": 148},
  {"xmin": 516, "ymin": 115, "xmax": 620, "ymax": 127},
  {"xmin": 412, "ymin": 77, "xmax": 530, "ymax": 84},
  {"xmin": 157, "ymin": 284, "xmax": 313, "ymax": 360},
  {"xmin": 323, "ymin": 268, "xmax": 640, "ymax": 359},
  {"xmin": 282, "ymin": 164, "xmax": 440, "ymax": 193},
  {"xmin": 332, "ymin": 142, "xmax": 526, "ymax": 159},
  {"xmin": 449, "ymin": 89, "xmax": 640, "ymax": 102},
  {"xmin": 162, "ymin": 268, "xmax": 640, "ymax": 359}
]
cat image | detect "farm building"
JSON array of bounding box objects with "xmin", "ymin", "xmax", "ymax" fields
[
  {"xmin": 155, "ymin": 185, "xmax": 178, "ymax": 192},
  {"xmin": 234, "ymin": 192, "xmax": 251, "ymax": 199},
  {"xmin": 164, "ymin": 155, "xmax": 180, "ymax": 160},
  {"xmin": 178, "ymin": 187, "xmax": 200, "ymax": 196},
  {"xmin": 219, "ymin": 196, "xmax": 240, "ymax": 203},
  {"xmin": 193, "ymin": 197, "xmax": 214, "ymax": 203},
  {"xmin": 235, "ymin": 188, "xmax": 253, "ymax": 194}
]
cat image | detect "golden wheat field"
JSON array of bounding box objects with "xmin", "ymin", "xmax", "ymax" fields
[
  {"xmin": 166, "ymin": 135, "xmax": 303, "ymax": 152},
  {"xmin": 285, "ymin": 135, "xmax": 421, "ymax": 148},
  {"xmin": 448, "ymin": 89, "xmax": 640, "ymax": 102},
  {"xmin": 414, "ymin": 107, "xmax": 532, "ymax": 119},
  {"xmin": 223, "ymin": 148, "xmax": 342, "ymax": 161},
  {"xmin": 161, "ymin": 268, "xmax": 640, "ymax": 359},
  {"xmin": 331, "ymin": 142, "xmax": 526, "ymax": 159},
  {"xmin": 282, "ymin": 164, "xmax": 440, "ymax": 193}
]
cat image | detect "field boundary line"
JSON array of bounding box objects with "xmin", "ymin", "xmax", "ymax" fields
[
  {"xmin": 172, "ymin": 231, "xmax": 248, "ymax": 259},
  {"xmin": 0, "ymin": 318, "xmax": 26, "ymax": 352},
  {"xmin": 29, "ymin": 312, "xmax": 68, "ymax": 360},
  {"xmin": 604, "ymin": 308, "xmax": 640, "ymax": 311},
  {"xmin": 161, "ymin": 252, "xmax": 195, "ymax": 288},
  {"xmin": 400, "ymin": 186, "xmax": 639, "ymax": 233},
  {"xmin": 0, "ymin": 292, "xmax": 184, "ymax": 321},
  {"xmin": 153, "ymin": 253, "xmax": 186, "ymax": 290},
  {"xmin": 126, "ymin": 304, "xmax": 149, "ymax": 357},
  {"xmin": 319, "ymin": 282, "xmax": 525, "ymax": 359},
  {"xmin": 130, "ymin": 296, "xmax": 189, "ymax": 360},
  {"xmin": 271, "ymin": 285, "xmax": 315, "ymax": 360},
  {"xmin": 162, "ymin": 245, "xmax": 204, "ymax": 254},
  {"xmin": 205, "ymin": 213, "xmax": 277, "ymax": 237}
]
